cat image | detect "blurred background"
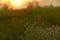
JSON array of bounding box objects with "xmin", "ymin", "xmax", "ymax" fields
[
  {"xmin": 0, "ymin": 0, "xmax": 60, "ymax": 9},
  {"xmin": 0, "ymin": 0, "xmax": 60, "ymax": 40}
]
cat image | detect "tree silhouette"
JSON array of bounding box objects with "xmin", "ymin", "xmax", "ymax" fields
[
  {"xmin": 28, "ymin": 0, "xmax": 40, "ymax": 8},
  {"xmin": 28, "ymin": 2, "xmax": 34, "ymax": 8},
  {"xmin": 4, "ymin": 4, "xmax": 8, "ymax": 10}
]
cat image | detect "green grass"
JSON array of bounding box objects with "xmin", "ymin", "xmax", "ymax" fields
[{"xmin": 0, "ymin": 6, "xmax": 60, "ymax": 40}]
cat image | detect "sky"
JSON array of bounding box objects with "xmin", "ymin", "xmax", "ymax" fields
[
  {"xmin": 0, "ymin": 0, "xmax": 60, "ymax": 9},
  {"xmin": 0, "ymin": 0, "xmax": 60, "ymax": 5},
  {"xmin": 38, "ymin": 0, "xmax": 60, "ymax": 6}
]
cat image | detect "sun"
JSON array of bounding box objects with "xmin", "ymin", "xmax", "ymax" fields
[
  {"xmin": 6, "ymin": 0, "xmax": 33, "ymax": 10},
  {"xmin": 10, "ymin": 0, "xmax": 23, "ymax": 7},
  {"xmin": 8, "ymin": 0, "xmax": 28, "ymax": 10}
]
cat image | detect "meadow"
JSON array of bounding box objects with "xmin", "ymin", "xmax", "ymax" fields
[{"xmin": 0, "ymin": 6, "xmax": 60, "ymax": 40}]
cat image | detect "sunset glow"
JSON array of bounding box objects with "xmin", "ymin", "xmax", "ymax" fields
[
  {"xmin": 10, "ymin": 0, "xmax": 23, "ymax": 7},
  {"xmin": 0, "ymin": 0, "xmax": 33, "ymax": 10},
  {"xmin": 0, "ymin": 0, "xmax": 60, "ymax": 10},
  {"xmin": 9, "ymin": 0, "xmax": 29, "ymax": 10}
]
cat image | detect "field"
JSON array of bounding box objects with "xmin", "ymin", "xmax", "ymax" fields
[{"xmin": 0, "ymin": 6, "xmax": 60, "ymax": 40}]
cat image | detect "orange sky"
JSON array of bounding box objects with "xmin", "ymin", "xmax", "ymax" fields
[
  {"xmin": 0, "ymin": 0, "xmax": 60, "ymax": 10},
  {"xmin": 0, "ymin": 0, "xmax": 60, "ymax": 5},
  {"xmin": 0, "ymin": 0, "xmax": 33, "ymax": 9}
]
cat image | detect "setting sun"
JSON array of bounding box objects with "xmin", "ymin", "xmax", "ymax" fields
[
  {"xmin": 10, "ymin": 0, "xmax": 23, "ymax": 7},
  {"xmin": 0, "ymin": 0, "xmax": 34, "ymax": 10},
  {"xmin": 8, "ymin": 0, "xmax": 29, "ymax": 10}
]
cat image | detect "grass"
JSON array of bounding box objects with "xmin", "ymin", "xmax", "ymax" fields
[{"xmin": 0, "ymin": 6, "xmax": 60, "ymax": 40}]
